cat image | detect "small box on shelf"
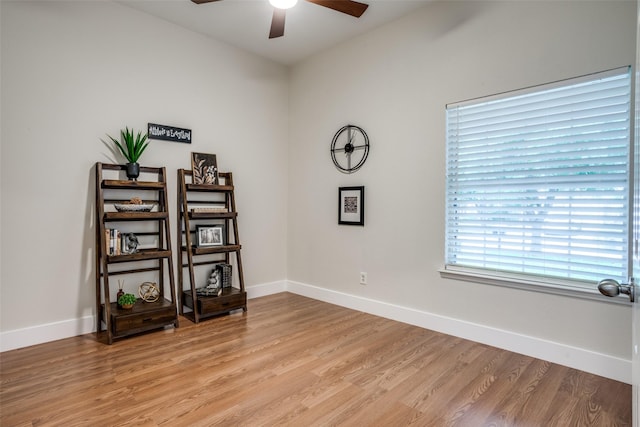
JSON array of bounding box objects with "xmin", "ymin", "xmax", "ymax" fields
[{"xmin": 217, "ymin": 263, "xmax": 232, "ymax": 288}]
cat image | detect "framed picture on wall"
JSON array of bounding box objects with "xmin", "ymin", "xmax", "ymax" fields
[
  {"xmin": 191, "ymin": 152, "xmax": 218, "ymax": 185},
  {"xmin": 195, "ymin": 224, "xmax": 226, "ymax": 247},
  {"xmin": 338, "ymin": 186, "xmax": 364, "ymax": 226}
]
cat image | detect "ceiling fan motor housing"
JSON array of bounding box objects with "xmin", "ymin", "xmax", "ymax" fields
[{"xmin": 192, "ymin": 0, "xmax": 369, "ymax": 39}]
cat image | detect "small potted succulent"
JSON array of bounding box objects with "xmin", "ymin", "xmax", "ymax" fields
[
  {"xmin": 106, "ymin": 127, "xmax": 149, "ymax": 180},
  {"xmin": 118, "ymin": 293, "xmax": 137, "ymax": 309}
]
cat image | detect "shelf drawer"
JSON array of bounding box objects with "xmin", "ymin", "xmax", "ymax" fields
[
  {"xmin": 111, "ymin": 303, "xmax": 177, "ymax": 337},
  {"xmin": 199, "ymin": 291, "xmax": 246, "ymax": 313},
  {"xmin": 183, "ymin": 288, "xmax": 247, "ymax": 316}
]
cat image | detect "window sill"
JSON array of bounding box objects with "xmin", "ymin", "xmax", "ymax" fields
[{"xmin": 439, "ymin": 267, "xmax": 630, "ymax": 306}]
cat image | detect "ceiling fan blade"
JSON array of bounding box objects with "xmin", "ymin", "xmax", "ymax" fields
[
  {"xmin": 269, "ymin": 8, "xmax": 286, "ymax": 39},
  {"xmin": 191, "ymin": 0, "xmax": 222, "ymax": 4},
  {"xmin": 306, "ymin": 0, "xmax": 368, "ymax": 18}
]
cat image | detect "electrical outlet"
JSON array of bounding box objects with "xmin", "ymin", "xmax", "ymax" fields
[{"xmin": 360, "ymin": 272, "xmax": 367, "ymax": 285}]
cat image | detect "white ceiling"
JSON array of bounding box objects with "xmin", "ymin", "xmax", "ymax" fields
[{"xmin": 118, "ymin": 0, "xmax": 432, "ymax": 66}]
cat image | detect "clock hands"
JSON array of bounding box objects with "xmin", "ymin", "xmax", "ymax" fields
[
  {"xmin": 336, "ymin": 128, "xmax": 364, "ymax": 154},
  {"xmin": 333, "ymin": 145, "xmax": 366, "ymax": 153},
  {"xmin": 333, "ymin": 144, "xmax": 367, "ymax": 154}
]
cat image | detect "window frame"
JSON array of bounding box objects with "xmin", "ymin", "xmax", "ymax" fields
[{"xmin": 441, "ymin": 67, "xmax": 634, "ymax": 304}]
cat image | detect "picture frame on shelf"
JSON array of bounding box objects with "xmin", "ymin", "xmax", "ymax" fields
[
  {"xmin": 338, "ymin": 186, "xmax": 364, "ymax": 226},
  {"xmin": 191, "ymin": 152, "xmax": 218, "ymax": 185},
  {"xmin": 196, "ymin": 224, "xmax": 226, "ymax": 247},
  {"xmin": 122, "ymin": 233, "xmax": 139, "ymax": 254}
]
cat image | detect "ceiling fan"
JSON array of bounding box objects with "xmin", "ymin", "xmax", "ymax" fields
[{"xmin": 191, "ymin": 0, "xmax": 369, "ymax": 39}]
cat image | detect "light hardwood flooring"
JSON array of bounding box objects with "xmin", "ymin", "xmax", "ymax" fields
[{"xmin": 0, "ymin": 292, "xmax": 631, "ymax": 426}]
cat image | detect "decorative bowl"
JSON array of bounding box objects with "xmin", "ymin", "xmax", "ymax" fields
[{"xmin": 114, "ymin": 203, "xmax": 155, "ymax": 212}]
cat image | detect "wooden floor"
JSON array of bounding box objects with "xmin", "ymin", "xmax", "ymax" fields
[{"xmin": 0, "ymin": 293, "xmax": 631, "ymax": 426}]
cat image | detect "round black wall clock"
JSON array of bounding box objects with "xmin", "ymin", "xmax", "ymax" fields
[{"xmin": 330, "ymin": 124, "xmax": 370, "ymax": 174}]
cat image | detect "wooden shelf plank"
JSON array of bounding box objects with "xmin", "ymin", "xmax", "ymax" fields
[
  {"xmin": 186, "ymin": 244, "xmax": 242, "ymax": 255},
  {"xmin": 186, "ymin": 183, "xmax": 234, "ymax": 192},
  {"xmin": 188, "ymin": 212, "xmax": 237, "ymax": 220},
  {"xmin": 104, "ymin": 212, "xmax": 168, "ymax": 221},
  {"xmin": 102, "ymin": 180, "xmax": 165, "ymax": 190},
  {"xmin": 105, "ymin": 297, "xmax": 175, "ymax": 316},
  {"xmin": 107, "ymin": 249, "xmax": 172, "ymax": 263}
]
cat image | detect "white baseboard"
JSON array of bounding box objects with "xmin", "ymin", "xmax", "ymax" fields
[
  {"xmin": 0, "ymin": 281, "xmax": 286, "ymax": 353},
  {"xmin": 1, "ymin": 279, "xmax": 631, "ymax": 385},
  {"xmin": 0, "ymin": 315, "xmax": 96, "ymax": 353},
  {"xmin": 246, "ymin": 280, "xmax": 287, "ymax": 299},
  {"xmin": 286, "ymin": 280, "xmax": 632, "ymax": 384}
]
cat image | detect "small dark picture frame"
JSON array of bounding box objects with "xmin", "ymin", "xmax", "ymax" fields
[
  {"xmin": 338, "ymin": 186, "xmax": 364, "ymax": 226},
  {"xmin": 195, "ymin": 224, "xmax": 226, "ymax": 247},
  {"xmin": 191, "ymin": 152, "xmax": 218, "ymax": 185}
]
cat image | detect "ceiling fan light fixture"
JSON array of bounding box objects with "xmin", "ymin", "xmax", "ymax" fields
[{"xmin": 269, "ymin": 0, "xmax": 297, "ymax": 9}]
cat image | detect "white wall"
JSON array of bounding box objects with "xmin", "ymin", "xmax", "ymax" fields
[
  {"xmin": 288, "ymin": 0, "xmax": 636, "ymax": 379},
  {"xmin": 0, "ymin": 1, "xmax": 289, "ymax": 343}
]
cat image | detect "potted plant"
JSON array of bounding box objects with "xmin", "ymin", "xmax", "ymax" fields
[
  {"xmin": 106, "ymin": 127, "xmax": 149, "ymax": 180},
  {"xmin": 118, "ymin": 293, "xmax": 137, "ymax": 309}
]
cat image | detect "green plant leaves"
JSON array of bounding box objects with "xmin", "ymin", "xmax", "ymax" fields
[
  {"xmin": 118, "ymin": 293, "xmax": 137, "ymax": 305},
  {"xmin": 106, "ymin": 126, "xmax": 149, "ymax": 163}
]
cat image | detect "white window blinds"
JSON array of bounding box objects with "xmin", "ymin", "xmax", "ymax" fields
[{"xmin": 445, "ymin": 67, "xmax": 631, "ymax": 285}]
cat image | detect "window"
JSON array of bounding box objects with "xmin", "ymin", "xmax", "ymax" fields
[{"xmin": 444, "ymin": 67, "xmax": 632, "ymax": 293}]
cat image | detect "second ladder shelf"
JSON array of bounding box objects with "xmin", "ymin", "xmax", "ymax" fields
[{"xmin": 177, "ymin": 169, "xmax": 247, "ymax": 323}]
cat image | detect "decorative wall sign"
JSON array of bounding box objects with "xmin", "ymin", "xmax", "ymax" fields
[
  {"xmin": 338, "ymin": 186, "xmax": 364, "ymax": 226},
  {"xmin": 147, "ymin": 123, "xmax": 192, "ymax": 144}
]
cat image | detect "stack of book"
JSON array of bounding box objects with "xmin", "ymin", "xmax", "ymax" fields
[
  {"xmin": 105, "ymin": 228, "xmax": 123, "ymax": 255},
  {"xmin": 191, "ymin": 207, "xmax": 228, "ymax": 213}
]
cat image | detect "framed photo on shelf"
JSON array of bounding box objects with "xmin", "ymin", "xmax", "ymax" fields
[
  {"xmin": 196, "ymin": 224, "xmax": 226, "ymax": 247},
  {"xmin": 191, "ymin": 152, "xmax": 218, "ymax": 185},
  {"xmin": 338, "ymin": 186, "xmax": 364, "ymax": 226},
  {"xmin": 122, "ymin": 233, "xmax": 139, "ymax": 254}
]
